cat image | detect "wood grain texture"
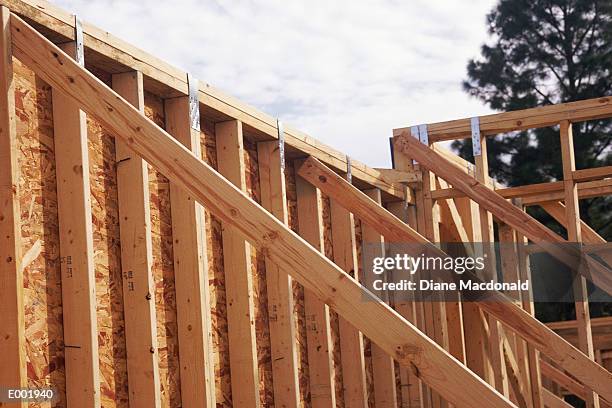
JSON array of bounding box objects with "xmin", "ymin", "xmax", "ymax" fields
[
  {"xmin": 112, "ymin": 71, "xmax": 161, "ymax": 408},
  {"xmin": 540, "ymin": 202, "xmax": 605, "ymax": 245},
  {"xmin": 145, "ymin": 91, "xmax": 182, "ymax": 408},
  {"xmin": 431, "ymin": 178, "xmax": 612, "ymax": 203},
  {"xmin": 393, "ymin": 96, "xmax": 612, "ymax": 142},
  {"xmin": 296, "ymin": 155, "xmax": 612, "ymax": 402},
  {"xmin": 394, "ymin": 132, "xmax": 612, "ymax": 297},
  {"xmin": 14, "ymin": 56, "xmax": 66, "ymax": 406},
  {"xmin": 559, "ymin": 120, "xmax": 599, "ymax": 408},
  {"xmin": 541, "ymin": 388, "xmax": 573, "ymax": 408},
  {"xmin": 8, "ymin": 17, "xmax": 519, "ymax": 407},
  {"xmin": 474, "ymin": 137, "xmax": 508, "ymax": 397},
  {"xmin": 87, "ymin": 112, "xmax": 128, "ymax": 407},
  {"xmin": 330, "ymin": 197, "xmax": 368, "ymax": 408},
  {"xmin": 0, "ymin": 6, "xmax": 26, "ymax": 401},
  {"xmin": 386, "ymin": 201, "xmax": 423, "ymax": 408},
  {"xmin": 362, "ymin": 189, "xmax": 397, "ymax": 408},
  {"xmin": 516, "ymin": 229, "xmax": 543, "ymax": 408},
  {"xmin": 295, "ymin": 176, "xmax": 336, "ymax": 408},
  {"xmin": 52, "ymin": 40, "xmax": 100, "ymax": 408},
  {"xmin": 1, "ymin": 0, "xmax": 406, "ymax": 199},
  {"xmin": 215, "ymin": 119, "xmax": 260, "ymax": 408},
  {"xmin": 165, "ymin": 95, "xmax": 216, "ymax": 408},
  {"xmin": 257, "ymin": 140, "xmax": 301, "ymax": 408}
]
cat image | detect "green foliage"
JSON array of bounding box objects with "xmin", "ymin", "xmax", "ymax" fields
[{"xmin": 457, "ymin": 0, "xmax": 612, "ymax": 321}]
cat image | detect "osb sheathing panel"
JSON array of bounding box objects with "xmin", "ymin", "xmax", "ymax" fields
[
  {"xmin": 144, "ymin": 92, "xmax": 181, "ymax": 407},
  {"xmin": 87, "ymin": 115, "xmax": 128, "ymax": 407},
  {"xmin": 200, "ymin": 118, "xmax": 232, "ymax": 407},
  {"xmin": 14, "ymin": 58, "xmax": 66, "ymax": 408}
]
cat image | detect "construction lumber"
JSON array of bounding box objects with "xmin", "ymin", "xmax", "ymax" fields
[
  {"xmin": 388, "ymin": 146, "xmax": 426, "ymax": 408},
  {"xmin": 257, "ymin": 140, "xmax": 301, "ymax": 408},
  {"xmin": 295, "ymin": 175, "xmax": 336, "ymax": 407},
  {"xmin": 416, "ymin": 158, "xmax": 448, "ymax": 408},
  {"xmin": 540, "ymin": 202, "xmax": 606, "ymax": 245},
  {"xmin": 541, "ymin": 359, "xmax": 612, "ymax": 408},
  {"xmin": 502, "ymin": 337, "xmax": 529, "ymax": 408},
  {"xmin": 393, "ymin": 132, "xmax": 612, "ymax": 297},
  {"xmin": 474, "ymin": 136, "xmax": 509, "ymax": 396},
  {"xmin": 430, "ymin": 177, "xmax": 612, "ymax": 203},
  {"xmin": 52, "ymin": 37, "xmax": 100, "ymax": 407},
  {"xmin": 547, "ymin": 316, "xmax": 612, "ymax": 331},
  {"xmin": 297, "ymin": 157, "xmax": 429, "ymax": 244},
  {"xmin": 0, "ymin": 0, "xmax": 406, "ymax": 200},
  {"xmin": 387, "ymin": 201, "xmax": 422, "ymax": 408},
  {"xmin": 539, "ymin": 202, "xmax": 611, "ymax": 288},
  {"xmin": 373, "ymin": 167, "xmax": 421, "ymax": 183},
  {"xmin": 559, "ymin": 120, "xmax": 599, "ymax": 408},
  {"xmin": 112, "ymin": 70, "xmax": 161, "ymax": 408},
  {"xmin": 521, "ymin": 179, "xmax": 612, "ymax": 204},
  {"xmin": 165, "ymin": 94, "xmax": 216, "ymax": 408},
  {"xmin": 498, "ymin": 225, "xmax": 531, "ymax": 407},
  {"xmin": 542, "ymin": 388, "xmax": 574, "ymax": 408},
  {"xmin": 435, "ymin": 201, "xmax": 469, "ymax": 371},
  {"xmin": 515, "ymin": 229, "xmax": 544, "ymax": 408},
  {"xmin": 295, "ymin": 155, "xmax": 612, "ymax": 402},
  {"xmin": 10, "ymin": 15, "xmax": 515, "ymax": 407},
  {"xmin": 393, "ymin": 97, "xmax": 612, "ymax": 142},
  {"xmin": 363, "ymin": 189, "xmax": 398, "ymax": 408},
  {"xmin": 329, "ymin": 196, "xmax": 368, "ymax": 407},
  {"xmin": 572, "ymin": 166, "xmax": 612, "ymax": 182},
  {"xmin": 540, "ymin": 361, "xmax": 588, "ymax": 401},
  {"xmin": 423, "ymin": 155, "xmax": 612, "ymax": 209},
  {"xmin": 455, "ymin": 197, "xmax": 491, "ymax": 382},
  {"xmin": 436, "ymin": 178, "xmax": 473, "ymax": 257},
  {"xmin": 215, "ymin": 119, "xmax": 260, "ymax": 407},
  {"xmin": 545, "ymin": 318, "xmax": 612, "ymax": 352},
  {"xmin": 0, "ymin": 5, "xmax": 25, "ymax": 399}
]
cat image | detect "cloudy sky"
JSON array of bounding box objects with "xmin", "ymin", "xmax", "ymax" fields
[{"xmin": 54, "ymin": 0, "xmax": 497, "ymax": 167}]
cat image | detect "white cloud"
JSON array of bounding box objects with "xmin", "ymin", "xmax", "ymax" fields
[{"xmin": 53, "ymin": 0, "xmax": 497, "ymax": 167}]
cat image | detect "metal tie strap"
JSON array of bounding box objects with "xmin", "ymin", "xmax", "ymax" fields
[
  {"xmin": 74, "ymin": 15, "xmax": 84, "ymax": 67},
  {"xmin": 277, "ymin": 119, "xmax": 285, "ymax": 172},
  {"xmin": 471, "ymin": 117, "xmax": 482, "ymax": 156},
  {"xmin": 187, "ymin": 73, "xmax": 201, "ymax": 131},
  {"xmin": 346, "ymin": 155, "xmax": 352, "ymax": 183},
  {"xmin": 418, "ymin": 124, "xmax": 429, "ymax": 145},
  {"xmin": 410, "ymin": 126, "xmax": 420, "ymax": 165}
]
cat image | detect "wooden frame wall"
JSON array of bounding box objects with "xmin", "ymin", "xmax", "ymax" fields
[
  {"xmin": 392, "ymin": 105, "xmax": 611, "ymax": 408},
  {"xmin": 0, "ymin": 3, "xmax": 610, "ymax": 408},
  {"xmin": 8, "ymin": 13, "xmax": 518, "ymax": 407}
]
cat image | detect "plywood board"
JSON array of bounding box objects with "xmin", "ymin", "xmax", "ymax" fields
[{"xmin": 14, "ymin": 58, "xmax": 66, "ymax": 407}]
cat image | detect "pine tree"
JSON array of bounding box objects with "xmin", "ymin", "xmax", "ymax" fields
[{"xmin": 457, "ymin": 0, "xmax": 612, "ymax": 321}]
